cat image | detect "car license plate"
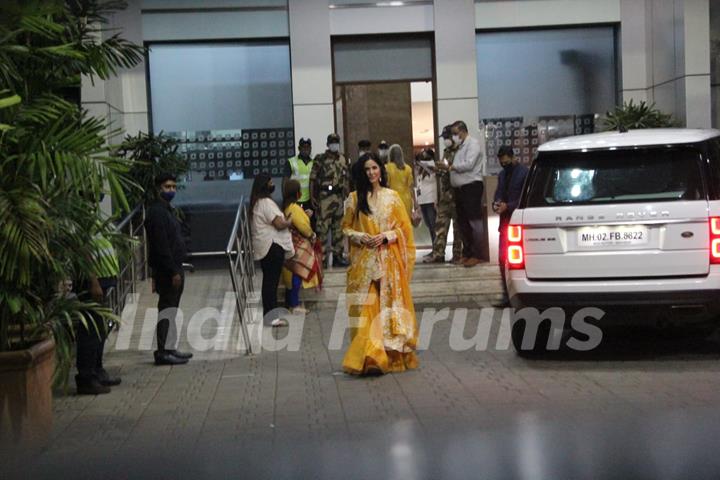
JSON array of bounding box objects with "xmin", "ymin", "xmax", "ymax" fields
[{"xmin": 577, "ymin": 225, "xmax": 649, "ymax": 247}]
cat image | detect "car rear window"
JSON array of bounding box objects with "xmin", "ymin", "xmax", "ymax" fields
[{"xmin": 525, "ymin": 147, "xmax": 705, "ymax": 207}]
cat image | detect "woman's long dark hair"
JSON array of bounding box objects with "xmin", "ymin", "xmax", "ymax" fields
[
  {"xmin": 354, "ymin": 153, "xmax": 387, "ymax": 218},
  {"xmin": 282, "ymin": 179, "xmax": 301, "ymax": 212},
  {"xmin": 249, "ymin": 173, "xmax": 273, "ymax": 224}
]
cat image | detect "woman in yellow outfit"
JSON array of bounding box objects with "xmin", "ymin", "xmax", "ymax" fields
[
  {"xmin": 385, "ymin": 144, "xmax": 417, "ymax": 219},
  {"xmin": 341, "ymin": 153, "xmax": 418, "ymax": 375},
  {"xmin": 282, "ymin": 180, "xmax": 321, "ymax": 314}
]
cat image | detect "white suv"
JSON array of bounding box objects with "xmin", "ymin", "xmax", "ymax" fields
[{"xmin": 506, "ymin": 128, "xmax": 720, "ymax": 354}]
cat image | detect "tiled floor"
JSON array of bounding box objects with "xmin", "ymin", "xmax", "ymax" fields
[{"xmin": 13, "ymin": 266, "xmax": 720, "ymax": 479}]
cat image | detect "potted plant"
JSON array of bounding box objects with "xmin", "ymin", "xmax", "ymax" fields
[
  {"xmin": 0, "ymin": 0, "xmax": 143, "ymax": 446},
  {"xmin": 604, "ymin": 99, "xmax": 676, "ymax": 131},
  {"xmin": 118, "ymin": 131, "xmax": 190, "ymax": 207}
]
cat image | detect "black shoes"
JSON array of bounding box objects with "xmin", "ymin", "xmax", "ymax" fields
[
  {"xmin": 167, "ymin": 349, "xmax": 193, "ymax": 360},
  {"xmin": 332, "ymin": 257, "xmax": 350, "ymax": 268},
  {"xmin": 75, "ymin": 369, "xmax": 121, "ymax": 394},
  {"xmin": 154, "ymin": 350, "xmax": 189, "ymax": 365},
  {"xmin": 96, "ymin": 368, "xmax": 122, "ymax": 386},
  {"xmin": 75, "ymin": 375, "xmax": 111, "ymax": 395}
]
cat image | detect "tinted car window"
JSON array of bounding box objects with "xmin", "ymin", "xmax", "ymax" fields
[
  {"xmin": 525, "ymin": 147, "xmax": 705, "ymax": 207},
  {"xmin": 705, "ymin": 139, "xmax": 720, "ymax": 200}
]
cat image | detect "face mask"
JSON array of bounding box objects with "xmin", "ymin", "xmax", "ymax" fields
[
  {"xmin": 378, "ymin": 149, "xmax": 388, "ymax": 159},
  {"xmin": 299, "ymin": 151, "xmax": 310, "ymax": 160},
  {"xmin": 358, "ymin": 150, "xmax": 366, "ymax": 157},
  {"xmin": 160, "ymin": 191, "xmax": 175, "ymax": 202},
  {"xmin": 329, "ymin": 143, "xmax": 340, "ymax": 153},
  {"xmin": 452, "ymin": 134, "xmax": 461, "ymax": 145},
  {"xmin": 265, "ymin": 184, "xmax": 275, "ymax": 194},
  {"xmin": 443, "ymin": 138, "xmax": 453, "ymax": 148}
]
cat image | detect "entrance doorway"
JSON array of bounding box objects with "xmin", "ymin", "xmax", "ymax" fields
[
  {"xmin": 334, "ymin": 80, "xmax": 436, "ymax": 247},
  {"xmin": 335, "ymin": 80, "xmax": 435, "ymax": 162},
  {"xmin": 331, "ymin": 34, "xmax": 438, "ymax": 247}
]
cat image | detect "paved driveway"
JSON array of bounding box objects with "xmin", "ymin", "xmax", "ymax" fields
[{"xmin": 20, "ymin": 271, "xmax": 720, "ymax": 479}]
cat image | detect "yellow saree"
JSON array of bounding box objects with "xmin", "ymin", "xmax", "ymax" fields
[{"xmin": 341, "ymin": 188, "xmax": 418, "ymax": 375}]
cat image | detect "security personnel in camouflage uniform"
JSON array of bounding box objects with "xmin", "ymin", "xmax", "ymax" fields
[
  {"xmin": 424, "ymin": 125, "xmax": 463, "ymax": 264},
  {"xmin": 310, "ymin": 133, "xmax": 350, "ymax": 267}
]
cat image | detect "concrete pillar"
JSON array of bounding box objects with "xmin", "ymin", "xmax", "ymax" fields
[
  {"xmin": 620, "ymin": 0, "xmax": 711, "ymax": 128},
  {"xmin": 81, "ymin": 0, "xmax": 147, "ymax": 140},
  {"xmin": 113, "ymin": 0, "xmax": 149, "ymax": 137},
  {"xmin": 620, "ymin": 0, "xmax": 653, "ymax": 104},
  {"xmin": 288, "ymin": 0, "xmax": 335, "ymax": 153},
  {"xmin": 681, "ymin": 0, "xmax": 711, "ymax": 128},
  {"xmin": 434, "ymin": 0, "xmax": 488, "ymax": 261},
  {"xmin": 434, "ymin": 0, "xmax": 480, "ymax": 139},
  {"xmin": 80, "ymin": 0, "xmax": 147, "ymax": 214}
]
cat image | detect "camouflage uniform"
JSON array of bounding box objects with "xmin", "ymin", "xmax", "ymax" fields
[
  {"xmin": 431, "ymin": 147, "xmax": 463, "ymax": 260},
  {"xmin": 310, "ymin": 150, "xmax": 349, "ymax": 261}
]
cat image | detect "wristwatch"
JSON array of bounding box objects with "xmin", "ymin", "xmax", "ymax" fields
[{"xmin": 382, "ymin": 236, "xmax": 389, "ymax": 245}]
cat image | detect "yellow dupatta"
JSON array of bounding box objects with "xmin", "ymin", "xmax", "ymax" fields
[{"xmin": 341, "ymin": 188, "xmax": 418, "ymax": 374}]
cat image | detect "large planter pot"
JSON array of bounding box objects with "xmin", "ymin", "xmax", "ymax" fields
[{"xmin": 0, "ymin": 338, "xmax": 55, "ymax": 448}]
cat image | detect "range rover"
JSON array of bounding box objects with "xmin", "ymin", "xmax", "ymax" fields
[{"xmin": 506, "ymin": 129, "xmax": 720, "ymax": 354}]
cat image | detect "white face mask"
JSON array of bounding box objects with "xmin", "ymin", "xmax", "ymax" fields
[
  {"xmin": 378, "ymin": 148, "xmax": 388, "ymax": 158},
  {"xmin": 358, "ymin": 150, "xmax": 366, "ymax": 157},
  {"xmin": 452, "ymin": 134, "xmax": 461, "ymax": 145},
  {"xmin": 443, "ymin": 138, "xmax": 453, "ymax": 148},
  {"xmin": 329, "ymin": 143, "xmax": 340, "ymax": 153}
]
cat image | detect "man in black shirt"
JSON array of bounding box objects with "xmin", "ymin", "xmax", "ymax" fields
[
  {"xmin": 493, "ymin": 146, "xmax": 529, "ymax": 307},
  {"xmin": 145, "ymin": 173, "xmax": 193, "ymax": 365}
]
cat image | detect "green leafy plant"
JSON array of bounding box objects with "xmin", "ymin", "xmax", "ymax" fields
[
  {"xmin": 117, "ymin": 131, "xmax": 189, "ymax": 207},
  {"xmin": 0, "ymin": 0, "xmax": 144, "ymax": 383},
  {"xmin": 604, "ymin": 100, "xmax": 676, "ymax": 131}
]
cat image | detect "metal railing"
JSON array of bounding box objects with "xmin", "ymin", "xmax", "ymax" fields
[
  {"xmin": 226, "ymin": 196, "xmax": 255, "ymax": 356},
  {"xmin": 106, "ymin": 203, "xmax": 148, "ymax": 317}
]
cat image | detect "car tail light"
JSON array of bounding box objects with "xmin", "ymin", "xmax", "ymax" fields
[
  {"xmin": 507, "ymin": 225, "xmax": 524, "ymax": 270},
  {"xmin": 710, "ymin": 217, "xmax": 720, "ymax": 264}
]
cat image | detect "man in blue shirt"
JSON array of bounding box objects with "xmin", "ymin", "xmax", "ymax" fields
[{"xmin": 493, "ymin": 146, "xmax": 529, "ymax": 307}]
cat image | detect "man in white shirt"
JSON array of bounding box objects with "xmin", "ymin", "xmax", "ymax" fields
[{"xmin": 448, "ymin": 120, "xmax": 486, "ymax": 267}]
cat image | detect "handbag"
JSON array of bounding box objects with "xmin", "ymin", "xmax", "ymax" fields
[{"xmin": 411, "ymin": 207, "xmax": 423, "ymax": 227}]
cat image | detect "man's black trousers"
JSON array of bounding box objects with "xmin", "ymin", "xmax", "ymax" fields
[
  {"xmin": 454, "ymin": 181, "xmax": 485, "ymax": 260},
  {"xmin": 155, "ymin": 272, "xmax": 184, "ymax": 352}
]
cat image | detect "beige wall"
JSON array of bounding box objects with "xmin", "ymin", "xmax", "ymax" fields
[
  {"xmin": 475, "ymin": 0, "xmax": 620, "ymax": 29},
  {"xmin": 90, "ymin": 0, "xmax": 716, "ymax": 143}
]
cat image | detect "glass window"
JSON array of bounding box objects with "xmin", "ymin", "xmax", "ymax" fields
[
  {"xmin": 148, "ymin": 41, "xmax": 293, "ymax": 132},
  {"xmin": 476, "ymin": 26, "xmax": 617, "ymax": 120},
  {"xmin": 526, "ymin": 148, "xmax": 705, "ymax": 207}
]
